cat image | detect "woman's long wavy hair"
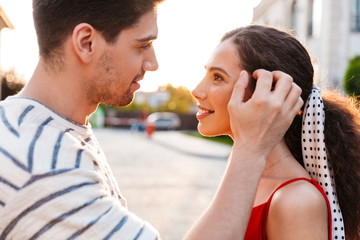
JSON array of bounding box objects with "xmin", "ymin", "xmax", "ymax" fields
[{"xmin": 221, "ymin": 25, "xmax": 360, "ymax": 239}]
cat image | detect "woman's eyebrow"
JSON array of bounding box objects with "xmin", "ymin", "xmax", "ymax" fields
[{"xmin": 205, "ymin": 66, "xmax": 231, "ymax": 78}]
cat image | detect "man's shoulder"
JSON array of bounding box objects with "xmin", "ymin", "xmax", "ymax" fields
[
  {"xmin": 0, "ymin": 97, "xmax": 39, "ymax": 128},
  {"xmin": 0, "ymin": 97, "xmax": 97, "ymax": 174},
  {"xmin": 0, "ymin": 97, "xmax": 61, "ymax": 145},
  {"xmin": 0, "ymin": 97, "xmax": 88, "ymax": 136}
]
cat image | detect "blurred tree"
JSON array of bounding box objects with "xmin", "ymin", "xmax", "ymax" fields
[
  {"xmin": 116, "ymin": 84, "xmax": 196, "ymax": 114},
  {"xmin": 1, "ymin": 70, "xmax": 26, "ymax": 100},
  {"xmin": 157, "ymin": 84, "xmax": 196, "ymax": 113},
  {"xmin": 343, "ymin": 56, "xmax": 360, "ymax": 96},
  {"xmin": 99, "ymin": 85, "xmax": 198, "ymax": 129}
]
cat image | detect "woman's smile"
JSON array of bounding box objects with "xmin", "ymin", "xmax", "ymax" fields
[{"xmin": 196, "ymin": 105, "xmax": 215, "ymax": 120}]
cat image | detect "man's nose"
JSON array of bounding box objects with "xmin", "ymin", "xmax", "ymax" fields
[{"xmin": 143, "ymin": 49, "xmax": 159, "ymax": 72}]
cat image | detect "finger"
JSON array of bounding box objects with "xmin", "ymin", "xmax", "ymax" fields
[
  {"xmin": 252, "ymin": 69, "xmax": 273, "ymax": 100},
  {"xmin": 228, "ymin": 70, "xmax": 249, "ymax": 108},
  {"xmin": 285, "ymin": 96, "xmax": 304, "ymax": 125},
  {"xmin": 293, "ymin": 97, "xmax": 304, "ymax": 116},
  {"xmin": 271, "ymin": 70, "xmax": 293, "ymax": 103},
  {"xmin": 283, "ymin": 83, "xmax": 303, "ymax": 116}
]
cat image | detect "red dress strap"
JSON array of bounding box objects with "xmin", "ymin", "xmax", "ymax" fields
[{"xmin": 244, "ymin": 177, "xmax": 332, "ymax": 240}]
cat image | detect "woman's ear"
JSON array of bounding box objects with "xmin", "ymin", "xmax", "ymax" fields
[{"xmin": 71, "ymin": 23, "xmax": 97, "ymax": 64}]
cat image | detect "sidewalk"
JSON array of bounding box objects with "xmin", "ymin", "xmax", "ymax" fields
[
  {"xmin": 151, "ymin": 131, "xmax": 232, "ymax": 161},
  {"xmin": 93, "ymin": 128, "xmax": 230, "ymax": 240}
]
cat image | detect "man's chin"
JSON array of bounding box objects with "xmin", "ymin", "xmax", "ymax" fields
[{"xmin": 104, "ymin": 94, "xmax": 135, "ymax": 107}]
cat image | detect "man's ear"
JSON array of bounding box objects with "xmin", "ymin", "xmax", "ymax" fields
[{"xmin": 72, "ymin": 23, "xmax": 97, "ymax": 64}]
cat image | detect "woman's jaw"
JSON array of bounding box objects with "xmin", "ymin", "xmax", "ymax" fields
[{"xmin": 195, "ymin": 104, "xmax": 233, "ymax": 138}]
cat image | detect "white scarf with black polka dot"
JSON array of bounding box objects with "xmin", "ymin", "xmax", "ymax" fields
[{"xmin": 302, "ymin": 86, "xmax": 345, "ymax": 240}]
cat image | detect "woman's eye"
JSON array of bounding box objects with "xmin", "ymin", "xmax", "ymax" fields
[{"xmin": 214, "ymin": 73, "xmax": 224, "ymax": 81}]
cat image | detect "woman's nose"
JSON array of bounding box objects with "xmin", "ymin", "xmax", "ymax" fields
[{"xmin": 191, "ymin": 82, "xmax": 206, "ymax": 100}]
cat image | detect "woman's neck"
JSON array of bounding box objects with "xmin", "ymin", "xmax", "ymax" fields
[
  {"xmin": 262, "ymin": 139, "xmax": 308, "ymax": 179},
  {"xmin": 252, "ymin": 139, "xmax": 310, "ymax": 206}
]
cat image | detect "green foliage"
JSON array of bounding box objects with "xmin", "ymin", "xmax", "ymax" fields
[
  {"xmin": 157, "ymin": 84, "xmax": 196, "ymax": 113},
  {"xmin": 344, "ymin": 56, "xmax": 360, "ymax": 96},
  {"xmin": 183, "ymin": 131, "xmax": 233, "ymax": 146}
]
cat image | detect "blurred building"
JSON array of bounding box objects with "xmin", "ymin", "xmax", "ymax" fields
[
  {"xmin": 134, "ymin": 90, "xmax": 170, "ymax": 109},
  {"xmin": 0, "ymin": 5, "xmax": 13, "ymax": 66},
  {"xmin": 0, "ymin": 7, "xmax": 13, "ymax": 28},
  {"xmin": 0, "ymin": 5, "xmax": 14, "ymax": 100},
  {"xmin": 253, "ymin": 0, "xmax": 360, "ymax": 89}
]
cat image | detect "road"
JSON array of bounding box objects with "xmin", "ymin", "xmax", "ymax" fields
[{"xmin": 93, "ymin": 128, "xmax": 231, "ymax": 240}]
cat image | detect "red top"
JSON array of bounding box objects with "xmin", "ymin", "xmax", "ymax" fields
[{"xmin": 244, "ymin": 178, "xmax": 332, "ymax": 240}]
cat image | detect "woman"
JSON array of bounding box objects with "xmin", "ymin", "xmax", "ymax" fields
[{"xmin": 192, "ymin": 25, "xmax": 360, "ymax": 239}]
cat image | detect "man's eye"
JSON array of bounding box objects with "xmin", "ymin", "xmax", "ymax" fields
[{"xmin": 140, "ymin": 43, "xmax": 152, "ymax": 49}]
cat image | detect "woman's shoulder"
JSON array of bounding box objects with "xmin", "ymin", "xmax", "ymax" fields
[
  {"xmin": 266, "ymin": 179, "xmax": 329, "ymax": 239},
  {"xmin": 271, "ymin": 179, "xmax": 327, "ymax": 210}
]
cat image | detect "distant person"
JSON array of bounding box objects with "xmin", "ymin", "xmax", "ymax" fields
[
  {"xmin": 191, "ymin": 25, "xmax": 360, "ymax": 240},
  {"xmin": 0, "ymin": 1, "xmax": 302, "ymax": 239},
  {"xmin": 139, "ymin": 110, "xmax": 148, "ymax": 132}
]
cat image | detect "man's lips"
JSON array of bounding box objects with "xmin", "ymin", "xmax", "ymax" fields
[
  {"xmin": 131, "ymin": 73, "xmax": 145, "ymax": 90},
  {"xmin": 133, "ymin": 77, "xmax": 143, "ymax": 84},
  {"xmin": 133, "ymin": 72, "xmax": 145, "ymax": 82}
]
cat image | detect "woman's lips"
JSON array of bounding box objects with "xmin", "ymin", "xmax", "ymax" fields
[{"xmin": 196, "ymin": 107, "xmax": 214, "ymax": 119}]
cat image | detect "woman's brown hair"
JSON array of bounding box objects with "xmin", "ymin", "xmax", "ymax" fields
[{"xmin": 221, "ymin": 25, "xmax": 360, "ymax": 239}]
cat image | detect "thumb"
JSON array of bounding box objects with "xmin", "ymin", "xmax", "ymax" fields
[{"xmin": 229, "ymin": 70, "xmax": 249, "ymax": 106}]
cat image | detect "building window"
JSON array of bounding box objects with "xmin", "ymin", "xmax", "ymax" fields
[
  {"xmin": 307, "ymin": 0, "xmax": 322, "ymax": 37},
  {"xmin": 352, "ymin": 0, "xmax": 360, "ymax": 31}
]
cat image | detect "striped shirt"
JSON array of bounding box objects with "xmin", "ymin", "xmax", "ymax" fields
[{"xmin": 0, "ymin": 97, "xmax": 159, "ymax": 240}]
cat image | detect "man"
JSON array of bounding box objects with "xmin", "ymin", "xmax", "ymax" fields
[{"xmin": 0, "ymin": 0, "xmax": 302, "ymax": 239}]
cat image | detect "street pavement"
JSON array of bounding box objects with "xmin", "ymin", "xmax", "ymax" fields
[{"xmin": 93, "ymin": 128, "xmax": 231, "ymax": 240}]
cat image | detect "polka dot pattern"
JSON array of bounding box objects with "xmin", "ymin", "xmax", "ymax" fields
[{"xmin": 301, "ymin": 87, "xmax": 345, "ymax": 240}]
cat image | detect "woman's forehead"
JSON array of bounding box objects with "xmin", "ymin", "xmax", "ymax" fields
[{"xmin": 206, "ymin": 40, "xmax": 241, "ymax": 77}]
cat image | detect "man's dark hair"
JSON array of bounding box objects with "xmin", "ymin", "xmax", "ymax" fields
[{"xmin": 33, "ymin": 0, "xmax": 164, "ymax": 64}]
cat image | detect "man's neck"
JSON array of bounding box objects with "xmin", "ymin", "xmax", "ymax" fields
[{"xmin": 18, "ymin": 61, "xmax": 98, "ymax": 125}]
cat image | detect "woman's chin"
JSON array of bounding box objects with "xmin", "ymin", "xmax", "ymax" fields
[
  {"xmin": 198, "ymin": 126, "xmax": 232, "ymax": 138},
  {"xmin": 198, "ymin": 127, "xmax": 221, "ymax": 137}
]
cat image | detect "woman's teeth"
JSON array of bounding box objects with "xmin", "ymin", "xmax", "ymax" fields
[{"xmin": 199, "ymin": 109, "xmax": 213, "ymax": 114}]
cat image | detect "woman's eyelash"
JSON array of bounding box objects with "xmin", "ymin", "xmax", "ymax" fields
[{"xmin": 214, "ymin": 73, "xmax": 224, "ymax": 81}]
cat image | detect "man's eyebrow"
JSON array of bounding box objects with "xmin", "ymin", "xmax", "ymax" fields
[
  {"xmin": 136, "ymin": 35, "xmax": 158, "ymax": 42},
  {"xmin": 205, "ymin": 66, "xmax": 231, "ymax": 78}
]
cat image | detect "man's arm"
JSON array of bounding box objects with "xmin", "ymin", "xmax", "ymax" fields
[
  {"xmin": 184, "ymin": 70, "xmax": 303, "ymax": 240},
  {"xmin": 0, "ymin": 168, "xmax": 159, "ymax": 240}
]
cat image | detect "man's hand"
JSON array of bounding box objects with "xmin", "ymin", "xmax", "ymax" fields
[{"xmin": 228, "ymin": 69, "xmax": 303, "ymax": 157}]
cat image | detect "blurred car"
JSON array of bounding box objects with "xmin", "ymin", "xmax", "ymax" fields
[{"xmin": 146, "ymin": 112, "xmax": 181, "ymax": 130}]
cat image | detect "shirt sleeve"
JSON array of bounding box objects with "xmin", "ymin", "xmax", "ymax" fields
[{"xmin": 0, "ymin": 168, "xmax": 160, "ymax": 240}]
